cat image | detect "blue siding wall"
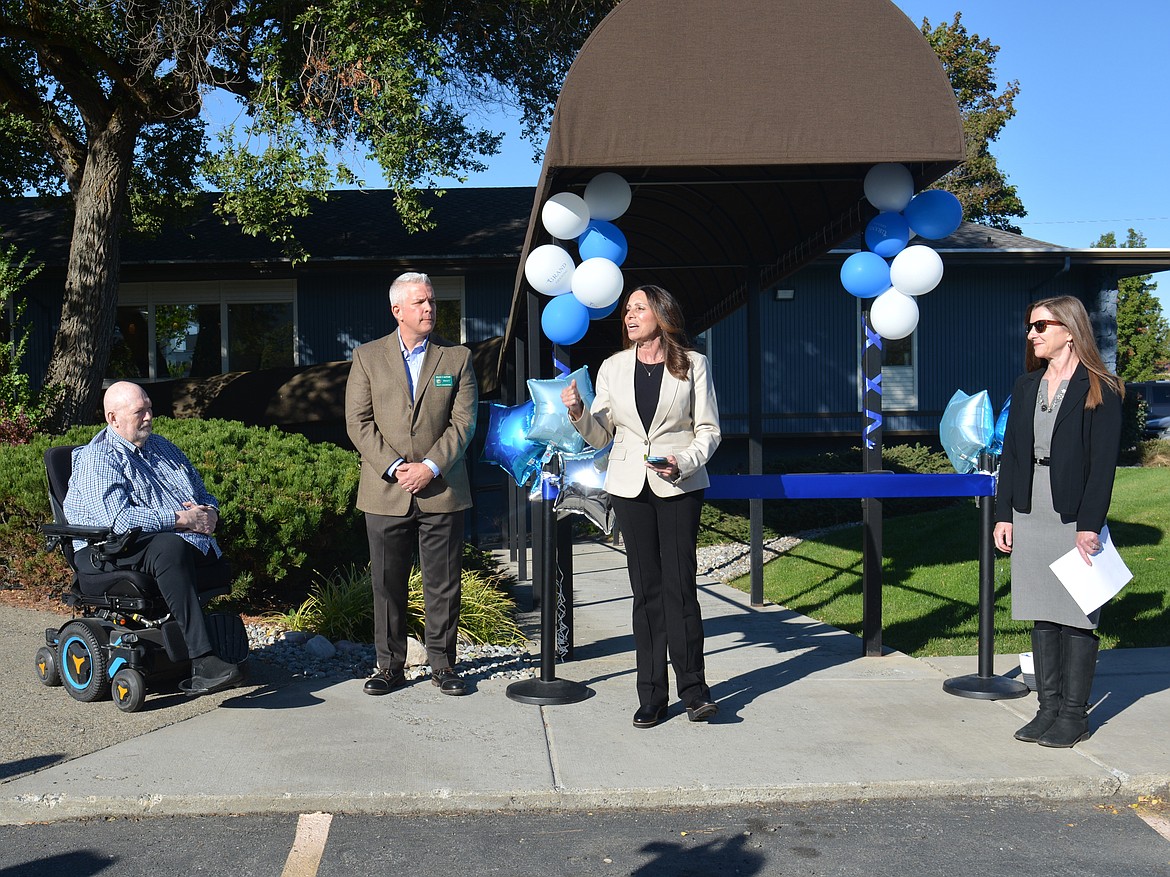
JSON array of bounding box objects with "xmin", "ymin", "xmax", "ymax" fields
[
  {"xmin": 711, "ymin": 260, "xmax": 1100, "ymax": 437},
  {"xmin": 296, "ymin": 267, "xmax": 515, "ymax": 363}
]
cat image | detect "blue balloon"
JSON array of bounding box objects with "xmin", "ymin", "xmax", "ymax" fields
[
  {"xmin": 577, "ymin": 219, "xmax": 629, "ymax": 266},
  {"xmin": 904, "ymin": 190, "xmax": 963, "ymax": 240},
  {"xmin": 840, "ymin": 251, "xmax": 891, "ymax": 299},
  {"xmin": 480, "ymin": 401, "xmax": 546, "ymax": 487},
  {"xmin": 541, "ymin": 293, "xmax": 590, "ymax": 346},
  {"xmin": 587, "ymin": 299, "xmax": 620, "ymax": 320},
  {"xmin": 864, "ymin": 212, "xmax": 910, "ymax": 259},
  {"xmin": 989, "ymin": 395, "xmax": 1011, "ymax": 456},
  {"xmin": 527, "ymin": 365, "xmax": 596, "ymax": 454},
  {"xmin": 939, "ymin": 389, "xmax": 994, "ymax": 474}
]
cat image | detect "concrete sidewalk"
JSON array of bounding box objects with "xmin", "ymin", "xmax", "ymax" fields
[{"xmin": 2, "ymin": 541, "xmax": 1167, "ymax": 824}]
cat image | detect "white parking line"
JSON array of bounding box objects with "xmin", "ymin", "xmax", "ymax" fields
[
  {"xmin": 1135, "ymin": 807, "xmax": 1170, "ymax": 844},
  {"xmin": 281, "ymin": 812, "xmax": 334, "ymax": 877}
]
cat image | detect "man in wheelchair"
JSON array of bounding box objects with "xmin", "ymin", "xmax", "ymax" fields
[{"xmin": 61, "ymin": 381, "xmax": 243, "ymax": 696}]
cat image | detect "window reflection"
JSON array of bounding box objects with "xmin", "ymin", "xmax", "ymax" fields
[
  {"xmin": 228, "ymin": 302, "xmax": 294, "ymax": 371},
  {"xmin": 107, "ymin": 307, "xmax": 150, "ymax": 379}
]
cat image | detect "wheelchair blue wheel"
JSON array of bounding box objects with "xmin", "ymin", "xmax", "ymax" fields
[
  {"xmin": 34, "ymin": 646, "xmax": 61, "ymax": 686},
  {"xmin": 58, "ymin": 620, "xmax": 111, "ymax": 703},
  {"xmin": 112, "ymin": 668, "xmax": 147, "ymax": 713}
]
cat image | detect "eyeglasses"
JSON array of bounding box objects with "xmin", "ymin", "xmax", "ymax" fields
[{"xmin": 1025, "ymin": 319, "xmax": 1064, "ymax": 334}]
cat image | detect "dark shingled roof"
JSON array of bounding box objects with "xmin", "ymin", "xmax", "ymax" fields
[{"xmin": 0, "ymin": 187, "xmax": 535, "ymax": 268}]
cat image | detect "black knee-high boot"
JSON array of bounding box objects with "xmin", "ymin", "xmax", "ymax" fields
[
  {"xmin": 1014, "ymin": 624, "xmax": 1063, "ymax": 742},
  {"xmin": 1038, "ymin": 627, "xmax": 1099, "ymax": 748}
]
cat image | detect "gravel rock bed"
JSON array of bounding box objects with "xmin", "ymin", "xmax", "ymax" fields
[
  {"xmin": 695, "ymin": 535, "xmax": 804, "ymax": 582},
  {"xmin": 245, "ymin": 625, "xmax": 535, "ymax": 683}
]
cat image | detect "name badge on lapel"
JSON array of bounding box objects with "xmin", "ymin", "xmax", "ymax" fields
[{"xmin": 434, "ymin": 374, "xmax": 454, "ymax": 388}]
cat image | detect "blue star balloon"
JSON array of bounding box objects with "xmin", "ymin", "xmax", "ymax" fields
[
  {"xmin": 480, "ymin": 401, "xmax": 545, "ymax": 487},
  {"xmin": 526, "ymin": 365, "xmax": 595, "ymax": 454},
  {"xmin": 989, "ymin": 395, "xmax": 1011, "ymax": 456},
  {"xmin": 554, "ymin": 444, "xmax": 615, "ymax": 534},
  {"xmin": 939, "ymin": 389, "xmax": 994, "ymax": 474}
]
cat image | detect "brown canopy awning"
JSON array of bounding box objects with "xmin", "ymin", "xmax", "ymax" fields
[{"xmin": 501, "ymin": 0, "xmax": 965, "ymax": 376}]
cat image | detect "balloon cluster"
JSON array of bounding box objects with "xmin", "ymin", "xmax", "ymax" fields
[
  {"xmin": 841, "ymin": 163, "xmax": 963, "ymax": 340},
  {"xmin": 939, "ymin": 389, "xmax": 1011, "ymax": 474},
  {"xmin": 481, "ymin": 364, "xmax": 616, "ymax": 532},
  {"xmin": 524, "ymin": 173, "xmax": 633, "ymax": 346}
]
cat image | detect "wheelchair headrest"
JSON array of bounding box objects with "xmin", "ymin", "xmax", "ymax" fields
[{"xmin": 44, "ymin": 445, "xmax": 79, "ymax": 525}]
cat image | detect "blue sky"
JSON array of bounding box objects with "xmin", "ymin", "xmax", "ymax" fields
[{"xmin": 415, "ymin": 0, "xmax": 1170, "ymax": 309}]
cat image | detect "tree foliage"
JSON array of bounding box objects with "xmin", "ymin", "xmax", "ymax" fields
[
  {"xmin": 921, "ymin": 12, "xmax": 1026, "ymax": 232},
  {"xmin": 0, "ymin": 238, "xmax": 59, "ymax": 442},
  {"xmin": 1093, "ymin": 229, "xmax": 1170, "ymax": 381},
  {"xmin": 0, "ymin": 0, "xmax": 619, "ymax": 428}
]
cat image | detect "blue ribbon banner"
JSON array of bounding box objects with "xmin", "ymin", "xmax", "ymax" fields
[
  {"xmin": 705, "ymin": 473, "xmax": 995, "ymax": 501},
  {"xmin": 863, "ymin": 323, "xmax": 883, "ymax": 451}
]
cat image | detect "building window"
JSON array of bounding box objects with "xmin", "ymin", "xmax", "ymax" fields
[
  {"xmin": 110, "ymin": 280, "xmax": 296, "ymax": 380},
  {"xmin": 881, "ymin": 333, "xmax": 918, "ymax": 411},
  {"xmin": 858, "ymin": 304, "xmax": 918, "ymax": 411},
  {"xmin": 434, "ymin": 299, "xmax": 463, "ymax": 344}
]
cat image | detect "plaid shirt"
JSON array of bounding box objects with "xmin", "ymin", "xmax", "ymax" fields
[{"xmin": 63, "ymin": 427, "xmax": 221, "ymax": 556}]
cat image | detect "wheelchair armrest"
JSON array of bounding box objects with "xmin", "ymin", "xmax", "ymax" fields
[
  {"xmin": 39, "ymin": 523, "xmax": 142, "ymax": 557},
  {"xmin": 42, "ymin": 523, "xmax": 114, "ymax": 541}
]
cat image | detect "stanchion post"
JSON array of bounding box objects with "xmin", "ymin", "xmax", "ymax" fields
[
  {"xmin": 943, "ymin": 451, "xmax": 1029, "ymax": 700},
  {"xmin": 747, "ymin": 268, "xmax": 764, "ymax": 607},
  {"xmin": 861, "ymin": 306, "xmax": 884, "ymax": 657},
  {"xmin": 506, "ymin": 459, "xmax": 592, "ymax": 705}
]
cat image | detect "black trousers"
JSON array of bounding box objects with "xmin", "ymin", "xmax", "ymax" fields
[
  {"xmin": 365, "ymin": 505, "xmax": 463, "ymax": 672},
  {"xmin": 610, "ymin": 486, "xmax": 709, "ymax": 707},
  {"xmin": 97, "ymin": 533, "xmax": 222, "ymax": 660}
]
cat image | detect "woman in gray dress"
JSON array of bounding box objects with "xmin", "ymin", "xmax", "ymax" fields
[{"xmin": 993, "ymin": 295, "xmax": 1124, "ymax": 748}]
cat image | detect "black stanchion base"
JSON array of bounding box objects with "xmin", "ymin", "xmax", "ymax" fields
[
  {"xmin": 943, "ymin": 674, "xmax": 1030, "ymax": 700},
  {"xmin": 506, "ymin": 677, "xmax": 593, "ymax": 706}
]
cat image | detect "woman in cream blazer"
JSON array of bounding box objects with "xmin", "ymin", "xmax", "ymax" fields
[{"xmin": 562, "ymin": 285, "xmax": 721, "ymax": 729}]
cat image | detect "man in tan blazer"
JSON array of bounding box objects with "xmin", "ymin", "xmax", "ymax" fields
[{"xmin": 345, "ymin": 272, "xmax": 478, "ymax": 696}]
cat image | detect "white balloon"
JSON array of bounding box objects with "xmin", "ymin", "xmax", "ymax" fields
[
  {"xmin": 542, "ymin": 192, "xmax": 590, "ymax": 240},
  {"xmin": 524, "ymin": 244, "xmax": 575, "ymax": 295},
  {"xmin": 863, "ymin": 163, "xmax": 914, "ymax": 213},
  {"xmin": 570, "ymin": 257, "xmax": 624, "ymax": 309},
  {"xmin": 870, "ymin": 289, "xmax": 920, "ymax": 340},
  {"xmin": 584, "ymin": 172, "xmax": 632, "ymax": 221},
  {"xmin": 889, "ymin": 244, "xmax": 944, "ymax": 296}
]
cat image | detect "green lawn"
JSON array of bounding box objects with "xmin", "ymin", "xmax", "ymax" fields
[{"xmin": 728, "ymin": 467, "xmax": 1170, "ymax": 657}]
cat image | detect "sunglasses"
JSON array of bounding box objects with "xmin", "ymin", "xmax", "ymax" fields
[{"xmin": 1025, "ymin": 319, "xmax": 1064, "ymax": 334}]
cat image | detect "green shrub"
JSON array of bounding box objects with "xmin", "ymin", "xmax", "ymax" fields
[
  {"xmin": 0, "ymin": 418, "xmax": 363, "ymax": 602},
  {"xmin": 1121, "ymin": 392, "xmax": 1147, "ymax": 452}
]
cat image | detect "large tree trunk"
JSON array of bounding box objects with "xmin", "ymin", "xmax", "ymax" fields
[{"xmin": 42, "ymin": 113, "xmax": 141, "ymax": 431}]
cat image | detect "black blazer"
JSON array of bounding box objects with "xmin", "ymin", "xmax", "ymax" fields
[{"xmin": 994, "ymin": 363, "xmax": 1122, "ymax": 533}]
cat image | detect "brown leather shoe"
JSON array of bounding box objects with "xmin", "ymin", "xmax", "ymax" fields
[{"xmin": 363, "ymin": 667, "xmax": 406, "ymax": 695}]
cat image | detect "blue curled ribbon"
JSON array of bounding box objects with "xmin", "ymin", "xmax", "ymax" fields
[{"xmin": 863, "ymin": 324, "xmax": 883, "ymax": 450}]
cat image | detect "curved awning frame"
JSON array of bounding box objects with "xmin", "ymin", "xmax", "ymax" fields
[{"xmin": 500, "ymin": 0, "xmax": 967, "ymax": 377}]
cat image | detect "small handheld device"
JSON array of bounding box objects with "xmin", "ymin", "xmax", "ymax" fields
[{"xmin": 646, "ymin": 456, "xmax": 669, "ymax": 465}]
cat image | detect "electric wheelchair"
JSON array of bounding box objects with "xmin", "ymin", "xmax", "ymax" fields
[{"xmin": 33, "ymin": 445, "xmax": 249, "ymax": 712}]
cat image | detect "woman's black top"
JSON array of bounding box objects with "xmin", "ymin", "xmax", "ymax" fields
[{"xmin": 634, "ymin": 360, "xmax": 665, "ymax": 433}]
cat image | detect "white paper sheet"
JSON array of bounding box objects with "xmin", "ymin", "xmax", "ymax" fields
[{"xmin": 1048, "ymin": 525, "xmax": 1133, "ymax": 615}]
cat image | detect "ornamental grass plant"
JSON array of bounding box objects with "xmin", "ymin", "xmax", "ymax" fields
[{"xmin": 268, "ymin": 560, "xmax": 526, "ymax": 647}]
